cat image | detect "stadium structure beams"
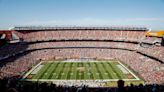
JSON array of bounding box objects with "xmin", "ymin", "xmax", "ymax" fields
[{"xmin": 12, "ymin": 26, "xmax": 148, "ymax": 31}]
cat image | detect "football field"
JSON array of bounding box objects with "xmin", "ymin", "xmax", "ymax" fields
[{"xmin": 23, "ymin": 60, "xmax": 144, "ymax": 87}]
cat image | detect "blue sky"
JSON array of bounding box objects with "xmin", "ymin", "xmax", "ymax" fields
[{"xmin": 0, "ymin": 0, "xmax": 164, "ymax": 30}]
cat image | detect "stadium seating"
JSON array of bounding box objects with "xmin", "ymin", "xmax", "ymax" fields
[
  {"xmin": 13, "ymin": 30, "xmax": 146, "ymax": 42},
  {"xmin": 0, "ymin": 27, "xmax": 164, "ymax": 91}
]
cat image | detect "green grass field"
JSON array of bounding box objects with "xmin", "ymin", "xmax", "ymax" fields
[{"xmin": 24, "ymin": 60, "xmax": 144, "ymax": 87}]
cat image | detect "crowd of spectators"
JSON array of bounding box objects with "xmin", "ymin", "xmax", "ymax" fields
[
  {"xmin": 1, "ymin": 40, "xmax": 163, "ymax": 63},
  {"xmin": 1, "ymin": 30, "xmax": 163, "ymax": 61},
  {"xmin": 0, "ymin": 43, "xmax": 28, "ymax": 59},
  {"xmin": 14, "ymin": 30, "xmax": 146, "ymax": 42},
  {"xmin": 1, "ymin": 78, "xmax": 164, "ymax": 92},
  {"xmin": 1, "ymin": 48, "xmax": 164, "ymax": 84},
  {"xmin": 0, "ymin": 29, "xmax": 164, "ymax": 91}
]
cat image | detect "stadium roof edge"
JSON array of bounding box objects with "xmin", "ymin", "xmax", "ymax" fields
[{"xmin": 12, "ymin": 26, "xmax": 149, "ymax": 31}]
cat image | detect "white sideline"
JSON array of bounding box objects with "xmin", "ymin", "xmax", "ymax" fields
[
  {"xmin": 117, "ymin": 65, "xmax": 129, "ymax": 74},
  {"xmin": 25, "ymin": 79, "xmax": 141, "ymax": 87},
  {"xmin": 117, "ymin": 61, "xmax": 140, "ymax": 80},
  {"xmin": 23, "ymin": 62, "xmax": 42, "ymax": 79},
  {"xmin": 26, "ymin": 79, "xmax": 140, "ymax": 82}
]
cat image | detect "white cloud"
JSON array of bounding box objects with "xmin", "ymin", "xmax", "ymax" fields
[{"xmin": 6, "ymin": 17, "xmax": 164, "ymax": 30}]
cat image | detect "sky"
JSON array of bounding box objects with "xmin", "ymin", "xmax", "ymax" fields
[{"xmin": 0, "ymin": 0, "xmax": 164, "ymax": 30}]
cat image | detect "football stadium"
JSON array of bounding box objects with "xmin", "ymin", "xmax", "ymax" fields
[{"xmin": 0, "ymin": 26, "xmax": 164, "ymax": 91}]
